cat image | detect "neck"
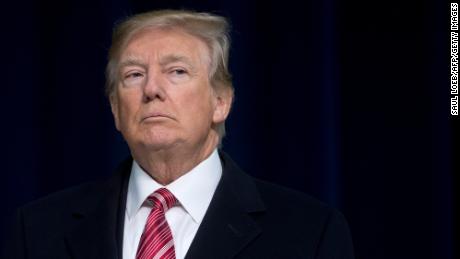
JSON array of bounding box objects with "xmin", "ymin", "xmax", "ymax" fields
[{"xmin": 131, "ymin": 134, "xmax": 219, "ymax": 185}]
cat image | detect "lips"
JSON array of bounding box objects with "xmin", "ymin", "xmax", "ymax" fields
[{"xmin": 141, "ymin": 112, "xmax": 174, "ymax": 121}]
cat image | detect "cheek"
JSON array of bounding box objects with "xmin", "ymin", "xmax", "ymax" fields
[
  {"xmin": 190, "ymin": 92, "xmax": 215, "ymax": 126},
  {"xmin": 174, "ymin": 87, "xmax": 214, "ymax": 125},
  {"xmin": 117, "ymin": 92, "xmax": 141, "ymax": 126}
]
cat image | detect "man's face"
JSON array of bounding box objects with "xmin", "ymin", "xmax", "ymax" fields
[{"xmin": 110, "ymin": 28, "xmax": 230, "ymax": 153}]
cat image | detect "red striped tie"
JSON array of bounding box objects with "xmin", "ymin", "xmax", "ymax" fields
[{"xmin": 136, "ymin": 188, "xmax": 178, "ymax": 259}]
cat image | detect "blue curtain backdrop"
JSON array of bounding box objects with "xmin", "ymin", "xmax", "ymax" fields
[{"xmin": 0, "ymin": 0, "xmax": 455, "ymax": 258}]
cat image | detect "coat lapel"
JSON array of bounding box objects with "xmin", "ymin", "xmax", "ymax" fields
[
  {"xmin": 64, "ymin": 159, "xmax": 131, "ymax": 259},
  {"xmin": 185, "ymin": 152, "xmax": 266, "ymax": 259},
  {"xmin": 61, "ymin": 152, "xmax": 263, "ymax": 259}
]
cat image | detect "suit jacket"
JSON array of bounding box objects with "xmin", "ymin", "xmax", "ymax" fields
[{"xmin": 2, "ymin": 152, "xmax": 354, "ymax": 259}]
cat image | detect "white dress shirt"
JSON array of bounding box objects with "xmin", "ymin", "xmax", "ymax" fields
[{"xmin": 122, "ymin": 149, "xmax": 222, "ymax": 259}]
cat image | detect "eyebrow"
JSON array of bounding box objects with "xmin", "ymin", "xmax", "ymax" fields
[
  {"xmin": 159, "ymin": 54, "xmax": 197, "ymax": 70},
  {"xmin": 118, "ymin": 54, "xmax": 199, "ymax": 73},
  {"xmin": 118, "ymin": 57, "xmax": 148, "ymax": 71}
]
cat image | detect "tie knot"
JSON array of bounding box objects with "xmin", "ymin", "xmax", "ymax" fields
[{"xmin": 146, "ymin": 188, "xmax": 178, "ymax": 212}]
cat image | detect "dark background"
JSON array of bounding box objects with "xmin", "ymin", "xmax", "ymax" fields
[{"xmin": 0, "ymin": 0, "xmax": 456, "ymax": 258}]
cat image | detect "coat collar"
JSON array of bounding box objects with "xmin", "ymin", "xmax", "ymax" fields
[
  {"xmin": 184, "ymin": 151, "xmax": 266, "ymax": 259},
  {"xmin": 64, "ymin": 158, "xmax": 131, "ymax": 259},
  {"xmin": 63, "ymin": 151, "xmax": 265, "ymax": 259}
]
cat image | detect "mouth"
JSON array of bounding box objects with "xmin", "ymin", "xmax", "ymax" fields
[{"xmin": 141, "ymin": 113, "xmax": 174, "ymax": 122}]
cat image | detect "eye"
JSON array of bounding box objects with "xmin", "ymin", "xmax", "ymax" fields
[
  {"xmin": 166, "ymin": 66, "xmax": 191, "ymax": 83},
  {"xmin": 121, "ymin": 70, "xmax": 146, "ymax": 87},
  {"xmin": 171, "ymin": 68, "xmax": 187, "ymax": 75},
  {"xmin": 125, "ymin": 72, "xmax": 144, "ymax": 79}
]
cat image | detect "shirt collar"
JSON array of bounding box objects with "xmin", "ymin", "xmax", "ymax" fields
[{"xmin": 126, "ymin": 149, "xmax": 222, "ymax": 224}]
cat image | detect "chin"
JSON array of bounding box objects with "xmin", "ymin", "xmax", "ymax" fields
[
  {"xmin": 138, "ymin": 131, "xmax": 182, "ymax": 151},
  {"xmin": 142, "ymin": 140, "xmax": 177, "ymax": 151}
]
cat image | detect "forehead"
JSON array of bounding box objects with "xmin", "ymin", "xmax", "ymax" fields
[{"xmin": 120, "ymin": 27, "xmax": 211, "ymax": 67}]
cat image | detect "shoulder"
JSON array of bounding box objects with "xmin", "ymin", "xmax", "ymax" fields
[
  {"xmin": 219, "ymin": 151, "xmax": 344, "ymax": 226},
  {"xmin": 20, "ymin": 157, "xmax": 132, "ymax": 220},
  {"xmin": 19, "ymin": 159, "xmax": 132, "ymax": 226},
  {"xmin": 0, "ymin": 181, "xmax": 106, "ymax": 258},
  {"xmin": 253, "ymin": 178, "xmax": 345, "ymax": 227},
  {"xmin": 22, "ymin": 181, "xmax": 101, "ymax": 210},
  {"xmin": 254, "ymin": 178, "xmax": 328, "ymax": 210},
  {"xmin": 19, "ymin": 181, "xmax": 103, "ymax": 224},
  {"xmin": 249, "ymin": 178, "xmax": 354, "ymax": 257}
]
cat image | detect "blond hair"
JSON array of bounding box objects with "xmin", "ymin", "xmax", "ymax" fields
[{"xmin": 106, "ymin": 9, "xmax": 233, "ymax": 140}]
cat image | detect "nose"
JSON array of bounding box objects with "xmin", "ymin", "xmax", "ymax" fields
[{"xmin": 142, "ymin": 72, "xmax": 166, "ymax": 103}]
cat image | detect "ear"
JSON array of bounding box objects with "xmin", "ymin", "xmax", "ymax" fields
[
  {"xmin": 109, "ymin": 93, "xmax": 121, "ymax": 131},
  {"xmin": 212, "ymin": 87, "xmax": 233, "ymax": 124}
]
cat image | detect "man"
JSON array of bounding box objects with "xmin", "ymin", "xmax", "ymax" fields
[{"xmin": 2, "ymin": 10, "xmax": 354, "ymax": 259}]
